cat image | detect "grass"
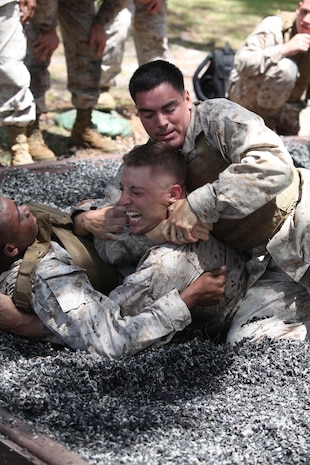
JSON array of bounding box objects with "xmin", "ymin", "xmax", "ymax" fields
[{"xmin": 167, "ymin": 0, "xmax": 297, "ymax": 49}]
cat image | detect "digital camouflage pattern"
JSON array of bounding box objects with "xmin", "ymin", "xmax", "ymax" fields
[
  {"xmin": 228, "ymin": 13, "xmax": 310, "ymax": 133},
  {"xmin": 100, "ymin": 0, "xmax": 168, "ymax": 90},
  {"xmin": 0, "ymin": 241, "xmax": 191, "ymax": 358}
]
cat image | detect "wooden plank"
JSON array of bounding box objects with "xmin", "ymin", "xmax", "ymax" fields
[
  {"xmin": 0, "ymin": 435, "xmax": 48, "ymax": 465},
  {"xmin": 0, "ymin": 407, "xmax": 89, "ymax": 465}
]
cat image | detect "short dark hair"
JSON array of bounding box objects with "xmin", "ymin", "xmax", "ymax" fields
[
  {"xmin": 123, "ymin": 141, "xmax": 187, "ymax": 186},
  {"xmin": 129, "ymin": 60, "xmax": 185, "ymax": 103}
]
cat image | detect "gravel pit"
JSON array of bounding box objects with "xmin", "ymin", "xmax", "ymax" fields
[{"xmin": 0, "ymin": 138, "xmax": 309, "ymax": 465}]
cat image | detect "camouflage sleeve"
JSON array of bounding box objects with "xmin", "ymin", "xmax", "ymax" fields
[
  {"xmin": 234, "ymin": 15, "xmax": 284, "ymax": 77},
  {"xmin": 32, "ymin": 242, "xmax": 191, "ymax": 358},
  {"xmin": 94, "ymin": 229, "xmax": 155, "ymax": 265},
  {"xmin": 33, "ymin": 0, "xmax": 58, "ymax": 32},
  {"xmin": 186, "ymin": 100, "xmax": 294, "ymax": 224},
  {"xmin": 95, "ymin": 0, "xmax": 130, "ymax": 26}
]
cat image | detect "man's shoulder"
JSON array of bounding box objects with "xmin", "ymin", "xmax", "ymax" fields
[
  {"xmin": 276, "ymin": 10, "xmax": 296, "ymax": 30},
  {"xmin": 196, "ymin": 98, "xmax": 256, "ymax": 120},
  {"xmin": 255, "ymin": 14, "xmax": 283, "ymax": 31}
]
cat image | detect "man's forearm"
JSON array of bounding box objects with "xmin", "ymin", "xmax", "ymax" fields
[{"xmin": 0, "ymin": 294, "xmax": 44, "ymax": 338}]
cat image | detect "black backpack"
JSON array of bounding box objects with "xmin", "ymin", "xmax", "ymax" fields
[{"xmin": 193, "ymin": 42, "xmax": 235, "ymax": 100}]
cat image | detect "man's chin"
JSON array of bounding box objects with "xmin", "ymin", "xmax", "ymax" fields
[{"xmin": 158, "ymin": 135, "xmax": 181, "ymax": 148}]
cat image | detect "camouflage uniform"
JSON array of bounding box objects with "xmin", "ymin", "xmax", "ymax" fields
[
  {"xmin": 0, "ymin": 1, "xmax": 35, "ymax": 126},
  {"xmin": 228, "ymin": 12, "xmax": 310, "ymax": 134},
  {"xmin": 0, "ymin": 241, "xmax": 191, "ymax": 358},
  {"xmin": 182, "ymin": 100, "xmax": 310, "ymax": 343},
  {"xmin": 99, "ymin": 0, "xmax": 168, "ymax": 91},
  {"xmin": 25, "ymin": 0, "xmax": 103, "ymax": 113},
  {"xmin": 95, "ymin": 230, "xmax": 248, "ymax": 341},
  {"xmin": 88, "ymin": 99, "xmax": 310, "ymax": 343}
]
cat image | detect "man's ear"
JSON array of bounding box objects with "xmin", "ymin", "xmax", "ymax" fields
[
  {"xmin": 3, "ymin": 243, "xmax": 19, "ymax": 258},
  {"xmin": 169, "ymin": 183, "xmax": 183, "ymax": 203}
]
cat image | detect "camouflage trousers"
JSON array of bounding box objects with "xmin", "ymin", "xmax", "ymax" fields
[
  {"xmin": 0, "ymin": 2, "xmax": 35, "ymax": 126},
  {"xmin": 227, "ymin": 260, "xmax": 310, "ymax": 345},
  {"xmin": 228, "ymin": 58, "xmax": 304, "ymax": 135},
  {"xmin": 100, "ymin": 0, "xmax": 168, "ymax": 90},
  {"xmin": 25, "ymin": 0, "xmax": 101, "ymax": 114}
]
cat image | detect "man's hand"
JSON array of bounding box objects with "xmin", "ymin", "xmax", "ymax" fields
[
  {"xmin": 180, "ymin": 267, "xmax": 227, "ymax": 309},
  {"xmin": 89, "ymin": 23, "xmax": 107, "ymax": 60},
  {"xmin": 192, "ymin": 220, "xmax": 213, "ymax": 241},
  {"xmin": 0, "ymin": 294, "xmax": 44, "ymax": 338},
  {"xmin": 73, "ymin": 206, "xmax": 128, "ymax": 240},
  {"xmin": 32, "ymin": 30, "xmax": 60, "ymax": 63},
  {"xmin": 20, "ymin": 0, "xmax": 36, "ymax": 23},
  {"xmin": 145, "ymin": 219, "xmax": 168, "ymax": 244},
  {"xmin": 282, "ymin": 33, "xmax": 310, "ymax": 57},
  {"xmin": 162, "ymin": 199, "xmax": 212, "ymax": 244}
]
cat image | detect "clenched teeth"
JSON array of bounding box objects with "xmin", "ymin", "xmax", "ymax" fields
[{"xmin": 126, "ymin": 211, "xmax": 142, "ymax": 222}]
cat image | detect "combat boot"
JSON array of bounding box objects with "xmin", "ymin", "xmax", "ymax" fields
[
  {"xmin": 70, "ymin": 108, "xmax": 117, "ymax": 152},
  {"xmin": 8, "ymin": 126, "xmax": 34, "ymax": 166},
  {"xmin": 27, "ymin": 116, "xmax": 57, "ymax": 162},
  {"xmin": 97, "ymin": 88, "xmax": 116, "ymax": 111}
]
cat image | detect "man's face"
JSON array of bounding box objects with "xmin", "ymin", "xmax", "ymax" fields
[
  {"xmin": 135, "ymin": 82, "xmax": 192, "ymax": 149},
  {"xmin": 2, "ymin": 198, "xmax": 38, "ymax": 253},
  {"xmin": 119, "ymin": 165, "xmax": 175, "ymax": 235},
  {"xmin": 296, "ymin": 0, "xmax": 310, "ymax": 33}
]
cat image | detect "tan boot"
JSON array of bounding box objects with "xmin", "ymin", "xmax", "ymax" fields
[
  {"xmin": 97, "ymin": 89, "xmax": 116, "ymax": 111},
  {"xmin": 70, "ymin": 108, "xmax": 118, "ymax": 152},
  {"xmin": 8, "ymin": 126, "xmax": 34, "ymax": 166},
  {"xmin": 27, "ymin": 117, "xmax": 57, "ymax": 162}
]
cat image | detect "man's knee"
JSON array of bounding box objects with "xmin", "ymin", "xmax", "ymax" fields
[
  {"xmin": 226, "ymin": 277, "xmax": 310, "ymax": 345},
  {"xmin": 268, "ymin": 58, "xmax": 298, "ymax": 84}
]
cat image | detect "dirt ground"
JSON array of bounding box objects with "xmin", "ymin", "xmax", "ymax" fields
[
  {"xmin": 39, "ymin": 40, "xmax": 207, "ymax": 161},
  {"xmin": 0, "ymin": 38, "xmax": 210, "ymax": 166},
  {"xmin": 1, "ymin": 37, "xmax": 310, "ymax": 167}
]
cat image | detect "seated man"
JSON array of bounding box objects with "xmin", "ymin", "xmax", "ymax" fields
[
  {"xmin": 228, "ymin": 0, "xmax": 310, "ymax": 135},
  {"xmin": 0, "ymin": 141, "xmax": 248, "ymax": 355}
]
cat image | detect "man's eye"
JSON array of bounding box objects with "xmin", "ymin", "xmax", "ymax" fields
[{"xmin": 164, "ymin": 106, "xmax": 176, "ymax": 114}]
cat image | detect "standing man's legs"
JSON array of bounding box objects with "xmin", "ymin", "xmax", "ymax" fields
[
  {"xmin": 0, "ymin": 1, "xmax": 35, "ymax": 165},
  {"xmin": 98, "ymin": 0, "xmax": 169, "ymax": 110},
  {"xmin": 99, "ymin": 1, "xmax": 133, "ymax": 110},
  {"xmin": 58, "ymin": 0, "xmax": 117, "ymax": 151},
  {"xmin": 24, "ymin": 20, "xmax": 56, "ymax": 162},
  {"xmin": 133, "ymin": 0, "xmax": 168, "ymax": 65}
]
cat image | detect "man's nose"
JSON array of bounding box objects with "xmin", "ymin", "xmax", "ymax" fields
[
  {"xmin": 302, "ymin": 10, "xmax": 310, "ymax": 22},
  {"xmin": 119, "ymin": 191, "xmax": 130, "ymax": 206},
  {"xmin": 156, "ymin": 112, "xmax": 168, "ymax": 127}
]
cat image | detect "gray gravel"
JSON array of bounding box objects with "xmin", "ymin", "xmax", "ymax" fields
[
  {"xmin": 0, "ymin": 333, "xmax": 309, "ymax": 465},
  {"xmin": 0, "ymin": 140, "xmax": 310, "ymax": 465}
]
